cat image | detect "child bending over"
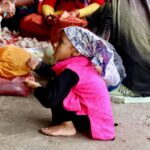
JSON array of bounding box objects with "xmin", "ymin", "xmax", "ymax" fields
[{"xmin": 25, "ymin": 26, "xmax": 115, "ymax": 140}]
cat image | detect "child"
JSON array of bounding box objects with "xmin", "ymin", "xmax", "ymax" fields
[{"xmin": 25, "ymin": 26, "xmax": 115, "ymax": 140}]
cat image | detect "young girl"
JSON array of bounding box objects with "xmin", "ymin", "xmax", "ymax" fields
[{"xmin": 25, "ymin": 26, "xmax": 115, "ymax": 140}]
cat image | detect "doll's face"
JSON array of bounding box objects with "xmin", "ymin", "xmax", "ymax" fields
[{"xmin": 53, "ymin": 31, "xmax": 80, "ymax": 62}]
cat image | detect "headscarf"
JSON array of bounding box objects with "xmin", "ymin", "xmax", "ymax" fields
[{"xmin": 64, "ymin": 26, "xmax": 124, "ymax": 87}]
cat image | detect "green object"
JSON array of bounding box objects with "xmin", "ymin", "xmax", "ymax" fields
[
  {"xmin": 110, "ymin": 84, "xmax": 150, "ymax": 104},
  {"xmin": 43, "ymin": 47, "xmax": 56, "ymax": 65}
]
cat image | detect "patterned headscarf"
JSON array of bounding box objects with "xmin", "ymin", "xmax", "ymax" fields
[{"xmin": 63, "ymin": 26, "xmax": 122, "ymax": 87}]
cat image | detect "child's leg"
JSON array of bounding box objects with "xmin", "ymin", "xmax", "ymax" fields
[
  {"xmin": 40, "ymin": 121, "xmax": 76, "ymax": 136},
  {"xmin": 51, "ymin": 103, "xmax": 90, "ymax": 131},
  {"xmin": 41, "ymin": 102, "xmax": 77, "ymax": 136},
  {"xmin": 24, "ymin": 77, "xmax": 41, "ymax": 88},
  {"xmin": 40, "ymin": 101, "xmax": 90, "ymax": 136}
]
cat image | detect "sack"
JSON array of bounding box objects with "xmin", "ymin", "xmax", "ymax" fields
[
  {"xmin": 0, "ymin": 74, "xmax": 33, "ymax": 96},
  {"xmin": 49, "ymin": 12, "xmax": 88, "ymax": 44},
  {"xmin": 0, "ymin": 46, "xmax": 31, "ymax": 78}
]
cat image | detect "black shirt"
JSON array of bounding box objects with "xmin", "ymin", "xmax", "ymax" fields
[{"xmin": 34, "ymin": 62, "xmax": 79, "ymax": 108}]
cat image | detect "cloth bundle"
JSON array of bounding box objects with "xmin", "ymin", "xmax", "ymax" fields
[
  {"xmin": 0, "ymin": 74, "xmax": 33, "ymax": 96},
  {"xmin": 0, "ymin": 46, "xmax": 31, "ymax": 78},
  {"xmin": 0, "ymin": 46, "xmax": 33, "ymax": 96}
]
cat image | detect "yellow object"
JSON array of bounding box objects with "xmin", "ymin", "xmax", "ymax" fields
[
  {"xmin": 42, "ymin": 5, "xmax": 54, "ymax": 17},
  {"xmin": 78, "ymin": 3, "xmax": 100, "ymax": 18},
  {"xmin": 42, "ymin": 3, "xmax": 100, "ymax": 18},
  {"xmin": 0, "ymin": 46, "xmax": 32, "ymax": 78},
  {"xmin": 54, "ymin": 10, "xmax": 63, "ymax": 15}
]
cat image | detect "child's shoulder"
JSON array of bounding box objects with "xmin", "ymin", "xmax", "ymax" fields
[
  {"xmin": 71, "ymin": 56, "xmax": 89, "ymax": 62},
  {"xmin": 69, "ymin": 56, "xmax": 91, "ymax": 65}
]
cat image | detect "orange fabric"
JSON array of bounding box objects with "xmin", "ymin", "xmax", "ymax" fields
[
  {"xmin": 0, "ymin": 46, "xmax": 32, "ymax": 78},
  {"xmin": 20, "ymin": 13, "xmax": 50, "ymax": 39}
]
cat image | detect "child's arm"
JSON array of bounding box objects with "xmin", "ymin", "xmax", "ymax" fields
[
  {"xmin": 42, "ymin": 0, "xmax": 56, "ymax": 17},
  {"xmin": 27, "ymin": 57, "xmax": 56, "ymax": 78},
  {"xmin": 78, "ymin": 3, "xmax": 100, "ymax": 18},
  {"xmin": 34, "ymin": 69, "xmax": 79, "ymax": 108},
  {"xmin": 0, "ymin": 1, "xmax": 15, "ymax": 17},
  {"xmin": 69, "ymin": 0, "xmax": 105, "ymax": 18},
  {"xmin": 11, "ymin": 0, "xmax": 35, "ymax": 6},
  {"xmin": 34, "ymin": 61, "xmax": 56, "ymax": 78}
]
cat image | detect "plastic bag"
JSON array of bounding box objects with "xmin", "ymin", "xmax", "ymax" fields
[
  {"xmin": 0, "ymin": 74, "xmax": 33, "ymax": 96},
  {"xmin": 49, "ymin": 12, "xmax": 88, "ymax": 44}
]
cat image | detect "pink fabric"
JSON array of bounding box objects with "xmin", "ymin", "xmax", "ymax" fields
[{"xmin": 52, "ymin": 56, "xmax": 115, "ymax": 140}]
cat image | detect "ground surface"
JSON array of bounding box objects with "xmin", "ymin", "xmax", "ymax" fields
[{"xmin": 0, "ymin": 94, "xmax": 150, "ymax": 150}]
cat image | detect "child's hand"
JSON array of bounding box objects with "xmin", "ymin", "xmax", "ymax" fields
[
  {"xmin": 24, "ymin": 77, "xmax": 41, "ymax": 88},
  {"xmin": 95, "ymin": 65, "xmax": 102, "ymax": 75},
  {"xmin": 68, "ymin": 10, "xmax": 80, "ymax": 18},
  {"xmin": 1, "ymin": 1, "xmax": 16, "ymax": 18},
  {"xmin": 6, "ymin": 2, "xmax": 15, "ymax": 19},
  {"xmin": 46, "ymin": 14, "xmax": 58, "ymax": 25},
  {"xmin": 27, "ymin": 57, "xmax": 40, "ymax": 70}
]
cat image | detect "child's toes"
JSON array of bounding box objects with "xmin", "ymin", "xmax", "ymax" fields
[{"xmin": 40, "ymin": 128, "xmax": 51, "ymax": 135}]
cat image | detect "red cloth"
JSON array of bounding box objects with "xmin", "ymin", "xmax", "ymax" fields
[
  {"xmin": 42, "ymin": 0, "xmax": 105, "ymax": 11},
  {"xmin": 49, "ymin": 13, "xmax": 88, "ymax": 44},
  {"xmin": 42, "ymin": 0, "xmax": 56, "ymax": 8},
  {"xmin": 0, "ymin": 74, "xmax": 33, "ymax": 96},
  {"xmin": 91, "ymin": 0, "xmax": 105, "ymax": 5},
  {"xmin": 20, "ymin": 13, "xmax": 87, "ymax": 42},
  {"xmin": 37, "ymin": 0, "xmax": 43, "ymax": 14},
  {"xmin": 20, "ymin": 0, "xmax": 105, "ymax": 40},
  {"xmin": 20, "ymin": 13, "xmax": 50, "ymax": 40}
]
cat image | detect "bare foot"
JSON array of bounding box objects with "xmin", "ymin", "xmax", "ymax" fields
[
  {"xmin": 40, "ymin": 121, "xmax": 76, "ymax": 136},
  {"xmin": 24, "ymin": 77, "xmax": 41, "ymax": 88}
]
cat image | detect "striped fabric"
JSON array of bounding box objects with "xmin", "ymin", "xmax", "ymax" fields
[{"xmin": 87, "ymin": 0, "xmax": 112, "ymax": 41}]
